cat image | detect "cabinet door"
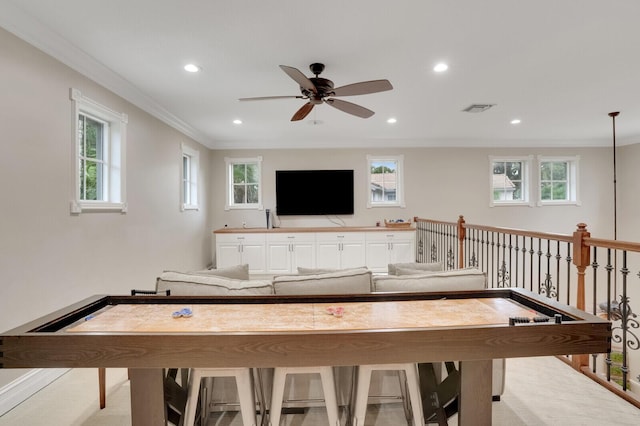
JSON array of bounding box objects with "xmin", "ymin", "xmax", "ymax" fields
[
  {"xmin": 316, "ymin": 241, "xmax": 341, "ymax": 269},
  {"xmin": 366, "ymin": 240, "xmax": 391, "ymax": 273},
  {"xmin": 216, "ymin": 243, "xmax": 242, "ymax": 269},
  {"xmin": 291, "ymin": 241, "xmax": 315, "ymax": 270},
  {"xmin": 241, "ymin": 242, "xmax": 267, "ymax": 274},
  {"xmin": 341, "ymin": 240, "xmax": 366, "ymax": 269},
  {"xmin": 267, "ymin": 242, "xmax": 292, "ymax": 275},
  {"xmin": 390, "ymin": 239, "xmax": 415, "ymax": 264}
]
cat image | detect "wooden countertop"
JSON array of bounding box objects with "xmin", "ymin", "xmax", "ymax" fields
[{"xmin": 214, "ymin": 225, "xmax": 415, "ymax": 234}]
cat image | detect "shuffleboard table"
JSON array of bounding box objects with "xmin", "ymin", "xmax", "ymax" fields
[{"xmin": 0, "ymin": 288, "xmax": 611, "ymax": 425}]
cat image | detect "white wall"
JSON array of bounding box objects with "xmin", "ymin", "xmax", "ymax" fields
[
  {"xmin": 0, "ymin": 29, "xmax": 212, "ymax": 388},
  {"xmin": 210, "ymin": 146, "xmax": 614, "ymax": 243}
]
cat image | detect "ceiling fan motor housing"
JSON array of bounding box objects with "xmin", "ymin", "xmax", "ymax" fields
[{"xmin": 304, "ymin": 77, "xmax": 335, "ymax": 103}]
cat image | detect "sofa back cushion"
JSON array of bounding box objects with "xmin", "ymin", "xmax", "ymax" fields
[
  {"xmin": 190, "ymin": 264, "xmax": 250, "ymax": 280},
  {"xmin": 273, "ymin": 268, "xmax": 373, "ymax": 295},
  {"xmin": 388, "ymin": 262, "xmax": 443, "ymax": 275},
  {"xmin": 373, "ymin": 268, "xmax": 486, "ymax": 292},
  {"xmin": 156, "ymin": 271, "xmax": 273, "ymax": 295}
]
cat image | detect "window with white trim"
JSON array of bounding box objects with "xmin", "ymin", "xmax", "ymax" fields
[
  {"xmin": 538, "ymin": 156, "xmax": 580, "ymax": 205},
  {"xmin": 181, "ymin": 144, "xmax": 199, "ymax": 211},
  {"xmin": 225, "ymin": 156, "xmax": 263, "ymax": 210},
  {"xmin": 489, "ymin": 156, "xmax": 532, "ymax": 207},
  {"xmin": 367, "ymin": 155, "xmax": 405, "ymax": 208},
  {"xmin": 70, "ymin": 89, "xmax": 127, "ymax": 213}
]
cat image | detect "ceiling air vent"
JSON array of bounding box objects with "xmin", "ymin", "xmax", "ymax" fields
[{"xmin": 462, "ymin": 104, "xmax": 495, "ymax": 113}]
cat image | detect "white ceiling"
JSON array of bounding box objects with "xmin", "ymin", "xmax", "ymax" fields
[{"xmin": 2, "ymin": 0, "xmax": 640, "ymax": 150}]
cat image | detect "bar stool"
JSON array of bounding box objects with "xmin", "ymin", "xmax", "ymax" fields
[
  {"xmin": 269, "ymin": 366, "xmax": 340, "ymax": 426},
  {"xmin": 352, "ymin": 363, "xmax": 424, "ymax": 426},
  {"xmin": 183, "ymin": 367, "xmax": 258, "ymax": 426}
]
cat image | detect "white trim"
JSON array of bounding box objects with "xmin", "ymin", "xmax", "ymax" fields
[
  {"xmin": 537, "ymin": 155, "xmax": 581, "ymax": 206},
  {"xmin": 224, "ymin": 156, "xmax": 263, "ymax": 211},
  {"xmin": 366, "ymin": 154, "xmax": 406, "ymax": 209},
  {"xmin": 181, "ymin": 143, "xmax": 200, "ymax": 211},
  {"xmin": 70, "ymin": 89, "xmax": 127, "ymax": 214},
  {"xmin": 489, "ymin": 155, "xmax": 533, "ymax": 207},
  {"xmin": 0, "ymin": 368, "xmax": 69, "ymax": 416}
]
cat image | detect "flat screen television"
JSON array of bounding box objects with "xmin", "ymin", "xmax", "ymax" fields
[{"xmin": 276, "ymin": 169, "xmax": 354, "ymax": 215}]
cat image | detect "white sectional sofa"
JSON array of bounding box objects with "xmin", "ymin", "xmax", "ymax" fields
[{"xmin": 154, "ymin": 263, "xmax": 505, "ymax": 417}]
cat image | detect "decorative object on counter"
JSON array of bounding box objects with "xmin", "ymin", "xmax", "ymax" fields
[
  {"xmin": 384, "ymin": 219, "xmax": 412, "ymax": 228},
  {"xmin": 266, "ymin": 208, "xmax": 271, "ymax": 229}
]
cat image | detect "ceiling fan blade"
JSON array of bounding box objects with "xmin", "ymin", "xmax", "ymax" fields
[
  {"xmin": 332, "ymin": 79, "xmax": 393, "ymax": 97},
  {"xmin": 325, "ymin": 98, "xmax": 374, "ymax": 118},
  {"xmin": 280, "ymin": 65, "xmax": 317, "ymax": 94},
  {"xmin": 239, "ymin": 95, "xmax": 304, "ymax": 101},
  {"xmin": 291, "ymin": 102, "xmax": 314, "ymax": 121}
]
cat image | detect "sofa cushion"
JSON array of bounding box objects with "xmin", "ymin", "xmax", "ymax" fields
[
  {"xmin": 395, "ymin": 267, "xmax": 442, "ymax": 276},
  {"xmin": 156, "ymin": 271, "xmax": 273, "ymax": 295},
  {"xmin": 273, "ymin": 268, "xmax": 373, "ymax": 295},
  {"xmin": 388, "ymin": 262, "xmax": 443, "ymax": 275},
  {"xmin": 373, "ymin": 268, "xmax": 486, "ymax": 292},
  {"xmin": 192, "ymin": 264, "xmax": 250, "ymax": 280}
]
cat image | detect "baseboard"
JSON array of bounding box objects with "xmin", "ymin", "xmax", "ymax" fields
[{"xmin": 0, "ymin": 368, "xmax": 69, "ymax": 416}]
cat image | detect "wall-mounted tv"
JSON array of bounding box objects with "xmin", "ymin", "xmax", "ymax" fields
[{"xmin": 276, "ymin": 169, "xmax": 354, "ymax": 216}]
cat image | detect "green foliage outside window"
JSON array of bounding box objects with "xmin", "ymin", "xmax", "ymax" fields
[
  {"xmin": 540, "ymin": 161, "xmax": 568, "ymax": 200},
  {"xmin": 79, "ymin": 114, "xmax": 104, "ymax": 201},
  {"xmin": 233, "ymin": 163, "xmax": 259, "ymax": 204}
]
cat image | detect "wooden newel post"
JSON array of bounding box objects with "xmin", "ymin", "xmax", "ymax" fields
[
  {"xmin": 572, "ymin": 223, "xmax": 590, "ymax": 311},
  {"xmin": 457, "ymin": 215, "xmax": 466, "ymax": 269},
  {"xmin": 572, "ymin": 223, "xmax": 591, "ymax": 370}
]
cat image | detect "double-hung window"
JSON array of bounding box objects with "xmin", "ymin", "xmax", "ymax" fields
[
  {"xmin": 181, "ymin": 144, "xmax": 199, "ymax": 210},
  {"xmin": 538, "ymin": 156, "xmax": 580, "ymax": 205},
  {"xmin": 489, "ymin": 156, "xmax": 532, "ymax": 206},
  {"xmin": 70, "ymin": 89, "xmax": 127, "ymax": 213},
  {"xmin": 225, "ymin": 156, "xmax": 263, "ymax": 210},
  {"xmin": 367, "ymin": 155, "xmax": 405, "ymax": 208}
]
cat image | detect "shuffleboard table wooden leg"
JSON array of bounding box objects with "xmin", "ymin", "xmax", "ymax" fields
[
  {"xmin": 458, "ymin": 359, "xmax": 492, "ymax": 426},
  {"xmin": 129, "ymin": 368, "xmax": 167, "ymax": 426}
]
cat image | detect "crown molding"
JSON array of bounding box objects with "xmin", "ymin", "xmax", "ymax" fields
[{"xmin": 0, "ymin": 1, "xmax": 214, "ymax": 148}]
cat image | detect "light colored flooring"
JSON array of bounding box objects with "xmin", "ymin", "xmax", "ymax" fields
[{"xmin": 1, "ymin": 356, "xmax": 640, "ymax": 425}]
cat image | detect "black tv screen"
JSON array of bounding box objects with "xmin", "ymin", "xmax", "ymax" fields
[{"xmin": 276, "ymin": 170, "xmax": 354, "ymax": 215}]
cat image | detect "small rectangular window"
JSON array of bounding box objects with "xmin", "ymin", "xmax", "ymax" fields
[
  {"xmin": 181, "ymin": 144, "xmax": 199, "ymax": 210},
  {"xmin": 367, "ymin": 155, "xmax": 405, "ymax": 208},
  {"xmin": 225, "ymin": 156, "xmax": 263, "ymax": 210},
  {"xmin": 70, "ymin": 88, "xmax": 127, "ymax": 214},
  {"xmin": 489, "ymin": 156, "xmax": 532, "ymax": 207},
  {"xmin": 538, "ymin": 156, "xmax": 579, "ymax": 205}
]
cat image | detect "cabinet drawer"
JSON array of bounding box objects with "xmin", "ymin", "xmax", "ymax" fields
[
  {"xmin": 266, "ymin": 233, "xmax": 315, "ymax": 244},
  {"xmin": 216, "ymin": 233, "xmax": 266, "ymax": 244},
  {"xmin": 315, "ymin": 232, "xmax": 365, "ymax": 243}
]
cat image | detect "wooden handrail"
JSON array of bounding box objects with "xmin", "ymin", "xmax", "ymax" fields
[
  {"xmin": 584, "ymin": 237, "xmax": 640, "ymax": 253},
  {"xmin": 462, "ymin": 222, "xmax": 573, "ymax": 243}
]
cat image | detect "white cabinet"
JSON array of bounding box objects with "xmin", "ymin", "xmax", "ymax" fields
[
  {"xmin": 266, "ymin": 233, "xmax": 316, "ymax": 274},
  {"xmin": 365, "ymin": 231, "xmax": 416, "ymax": 273},
  {"xmin": 215, "ymin": 228, "xmax": 415, "ymax": 276},
  {"xmin": 215, "ymin": 233, "xmax": 267, "ymax": 274},
  {"xmin": 316, "ymin": 232, "xmax": 366, "ymax": 270}
]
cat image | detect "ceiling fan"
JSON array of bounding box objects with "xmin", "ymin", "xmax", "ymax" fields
[{"xmin": 239, "ymin": 63, "xmax": 393, "ymax": 121}]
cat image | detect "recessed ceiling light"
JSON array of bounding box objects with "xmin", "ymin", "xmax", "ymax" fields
[
  {"xmin": 184, "ymin": 64, "xmax": 200, "ymax": 73},
  {"xmin": 510, "ymin": 119, "xmax": 521, "ymax": 125},
  {"xmin": 233, "ymin": 119, "xmax": 242, "ymax": 125},
  {"xmin": 387, "ymin": 118, "xmax": 397, "ymax": 124},
  {"xmin": 433, "ymin": 63, "xmax": 448, "ymax": 73}
]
